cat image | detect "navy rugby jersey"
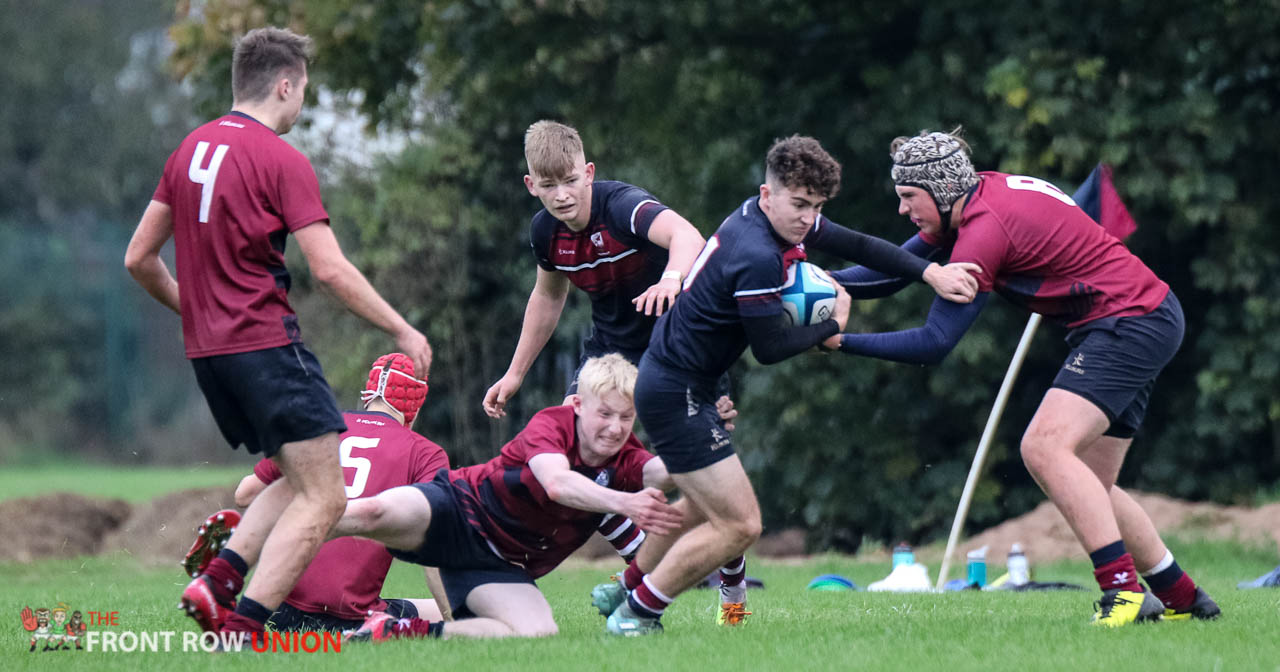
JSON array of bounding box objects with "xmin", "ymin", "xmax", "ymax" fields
[
  {"xmin": 530, "ymin": 180, "xmax": 670, "ymax": 353},
  {"xmin": 648, "ymin": 196, "xmax": 929, "ymax": 378}
]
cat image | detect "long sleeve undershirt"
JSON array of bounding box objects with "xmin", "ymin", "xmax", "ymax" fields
[
  {"xmin": 828, "ymin": 234, "xmax": 945, "ymax": 299},
  {"xmin": 808, "ymin": 222, "xmax": 930, "ymax": 280},
  {"xmin": 838, "ymin": 293, "xmax": 990, "ymax": 365},
  {"xmin": 742, "ymin": 314, "xmax": 839, "ymax": 365}
]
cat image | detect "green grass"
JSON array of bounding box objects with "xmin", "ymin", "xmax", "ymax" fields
[
  {"xmin": 0, "ymin": 465, "xmax": 246, "ymax": 503},
  {"xmin": 4, "ymin": 541, "xmax": 1280, "ymax": 671}
]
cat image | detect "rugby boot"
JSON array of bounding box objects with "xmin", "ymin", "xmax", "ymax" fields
[
  {"xmin": 1163, "ymin": 587, "xmax": 1221, "ymax": 621},
  {"xmin": 345, "ymin": 612, "xmax": 399, "ymax": 643},
  {"xmin": 606, "ymin": 601, "xmax": 663, "ymax": 636},
  {"xmin": 1238, "ymin": 564, "xmax": 1280, "ymax": 589},
  {"xmin": 345, "ymin": 613, "xmax": 437, "ymax": 642},
  {"xmin": 591, "ymin": 575, "xmax": 627, "ymax": 617},
  {"xmin": 716, "ymin": 602, "xmax": 752, "ymax": 626},
  {"xmin": 182, "ymin": 509, "xmax": 241, "ymax": 578},
  {"xmin": 1091, "ymin": 589, "xmax": 1164, "ymax": 627},
  {"xmin": 180, "ymin": 575, "xmax": 235, "ymax": 633}
]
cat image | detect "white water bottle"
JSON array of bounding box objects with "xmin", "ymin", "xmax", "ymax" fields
[{"xmin": 1007, "ymin": 543, "xmax": 1030, "ymax": 586}]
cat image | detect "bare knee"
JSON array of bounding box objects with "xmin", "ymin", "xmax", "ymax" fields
[
  {"xmin": 723, "ymin": 514, "xmax": 762, "ymax": 551},
  {"xmin": 1020, "ymin": 433, "xmax": 1057, "ymax": 475}
]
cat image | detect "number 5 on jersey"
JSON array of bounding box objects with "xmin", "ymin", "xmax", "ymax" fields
[
  {"xmin": 188, "ymin": 141, "xmax": 230, "ymax": 223},
  {"xmin": 339, "ymin": 435, "xmax": 378, "ymax": 498}
]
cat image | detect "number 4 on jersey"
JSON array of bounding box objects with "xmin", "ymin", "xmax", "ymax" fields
[{"xmin": 188, "ymin": 141, "xmax": 230, "ymax": 223}]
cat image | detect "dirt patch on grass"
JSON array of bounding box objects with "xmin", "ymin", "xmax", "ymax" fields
[
  {"xmin": 1, "ymin": 488, "xmax": 1276, "ymax": 568},
  {"xmin": 0, "ymin": 493, "xmax": 131, "ymax": 562},
  {"xmin": 101, "ymin": 486, "xmax": 237, "ymax": 567}
]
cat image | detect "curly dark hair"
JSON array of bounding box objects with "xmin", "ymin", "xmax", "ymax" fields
[{"xmin": 765, "ymin": 135, "xmax": 841, "ymax": 199}]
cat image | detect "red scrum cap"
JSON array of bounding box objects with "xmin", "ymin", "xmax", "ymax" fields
[{"xmin": 360, "ymin": 353, "xmax": 428, "ymax": 424}]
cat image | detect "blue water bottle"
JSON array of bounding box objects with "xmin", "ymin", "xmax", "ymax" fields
[
  {"xmin": 892, "ymin": 542, "xmax": 914, "ymax": 568},
  {"xmin": 966, "ymin": 546, "xmax": 988, "ymax": 587}
]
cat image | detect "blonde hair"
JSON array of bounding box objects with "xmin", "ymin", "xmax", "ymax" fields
[
  {"xmin": 575, "ymin": 354, "xmax": 637, "ymax": 404},
  {"xmin": 524, "ymin": 120, "xmax": 584, "ymax": 179}
]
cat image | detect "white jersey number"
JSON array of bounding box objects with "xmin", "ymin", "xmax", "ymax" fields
[
  {"xmin": 339, "ymin": 435, "xmax": 378, "ymax": 499},
  {"xmin": 188, "ymin": 141, "xmax": 230, "ymax": 223},
  {"xmin": 1005, "ymin": 175, "xmax": 1076, "ymax": 206}
]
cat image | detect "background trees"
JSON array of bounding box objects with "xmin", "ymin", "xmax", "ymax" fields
[{"xmin": 7, "ymin": 0, "xmax": 1277, "ymax": 549}]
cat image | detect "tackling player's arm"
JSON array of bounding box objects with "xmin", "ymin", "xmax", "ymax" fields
[
  {"xmin": 527, "ymin": 453, "xmax": 682, "ymax": 534},
  {"xmin": 805, "ymin": 219, "xmax": 980, "ymax": 303},
  {"xmin": 633, "ymin": 210, "xmax": 705, "ymax": 316},
  {"xmin": 483, "ymin": 267, "xmax": 571, "ymax": 417},
  {"xmin": 124, "ymin": 201, "xmax": 181, "ymax": 315},
  {"xmin": 829, "ymin": 233, "xmax": 948, "ymax": 299},
  {"xmin": 294, "ymin": 222, "xmax": 432, "ymax": 375},
  {"xmin": 837, "ymin": 293, "xmax": 989, "ymax": 364}
]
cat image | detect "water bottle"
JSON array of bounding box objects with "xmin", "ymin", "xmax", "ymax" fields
[
  {"xmin": 966, "ymin": 546, "xmax": 988, "ymax": 587},
  {"xmin": 1007, "ymin": 543, "xmax": 1030, "ymax": 586},
  {"xmin": 892, "ymin": 542, "xmax": 914, "ymax": 568}
]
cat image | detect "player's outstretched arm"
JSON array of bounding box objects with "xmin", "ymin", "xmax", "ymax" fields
[
  {"xmin": 529, "ymin": 454, "xmax": 683, "ymax": 534},
  {"xmin": 124, "ymin": 200, "xmax": 181, "ymax": 315},
  {"xmin": 829, "ymin": 233, "xmax": 947, "ymax": 300},
  {"xmin": 837, "ymin": 293, "xmax": 989, "ymax": 365},
  {"xmin": 294, "ymin": 222, "xmax": 432, "ymax": 376},
  {"xmin": 483, "ymin": 268, "xmax": 571, "ymax": 418},
  {"xmin": 633, "ymin": 210, "xmax": 705, "ymax": 316}
]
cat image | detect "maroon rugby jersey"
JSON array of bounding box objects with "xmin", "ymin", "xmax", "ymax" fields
[
  {"xmin": 446, "ymin": 405, "xmax": 654, "ymax": 579},
  {"xmin": 530, "ymin": 180, "xmax": 670, "ymax": 353},
  {"xmin": 152, "ymin": 112, "xmax": 329, "ymax": 357},
  {"xmin": 255, "ymin": 411, "xmax": 449, "ymax": 619},
  {"xmin": 950, "ymin": 172, "xmax": 1168, "ymax": 327}
]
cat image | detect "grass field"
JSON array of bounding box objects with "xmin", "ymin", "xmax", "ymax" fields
[
  {"xmin": 3, "ymin": 468, "xmax": 1279, "ymax": 670},
  {"xmin": 0, "ymin": 464, "xmax": 246, "ymax": 503}
]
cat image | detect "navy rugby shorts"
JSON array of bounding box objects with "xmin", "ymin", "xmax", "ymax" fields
[
  {"xmin": 191, "ymin": 343, "xmax": 346, "ymax": 458},
  {"xmin": 634, "ymin": 352, "xmax": 735, "ymax": 474},
  {"xmin": 1051, "ymin": 291, "xmax": 1184, "ymax": 439},
  {"xmin": 388, "ymin": 472, "xmax": 534, "ymax": 619}
]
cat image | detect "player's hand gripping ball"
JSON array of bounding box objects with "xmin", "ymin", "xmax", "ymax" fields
[{"xmin": 780, "ymin": 261, "xmax": 838, "ymax": 326}]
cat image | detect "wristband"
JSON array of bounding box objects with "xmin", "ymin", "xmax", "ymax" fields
[{"xmin": 661, "ymin": 269, "xmax": 682, "ymax": 282}]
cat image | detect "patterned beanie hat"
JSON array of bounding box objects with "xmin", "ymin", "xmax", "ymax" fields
[
  {"xmin": 361, "ymin": 353, "xmax": 428, "ymax": 424},
  {"xmin": 891, "ymin": 131, "xmax": 978, "ymax": 214}
]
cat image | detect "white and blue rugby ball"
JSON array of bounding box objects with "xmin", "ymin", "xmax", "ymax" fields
[{"xmin": 780, "ymin": 261, "xmax": 837, "ymax": 326}]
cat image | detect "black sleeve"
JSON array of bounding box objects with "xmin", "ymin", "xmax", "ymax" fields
[
  {"xmin": 529, "ymin": 213, "xmax": 556, "ymax": 271},
  {"xmin": 805, "ymin": 218, "xmax": 930, "ymax": 280},
  {"xmin": 741, "ymin": 314, "xmax": 839, "ymax": 365},
  {"xmin": 828, "ymin": 233, "xmax": 946, "ymax": 299}
]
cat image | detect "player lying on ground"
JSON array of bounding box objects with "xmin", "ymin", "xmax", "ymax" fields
[
  {"xmin": 834, "ymin": 129, "xmax": 1219, "ymax": 626},
  {"xmin": 185, "ymin": 353, "xmax": 450, "ymax": 632},
  {"xmin": 334, "ymin": 354, "xmax": 682, "ymax": 641}
]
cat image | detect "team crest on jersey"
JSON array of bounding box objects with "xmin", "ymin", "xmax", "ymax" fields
[
  {"xmin": 590, "ymin": 231, "xmax": 606, "ymax": 251},
  {"xmin": 595, "ymin": 470, "xmax": 611, "ymax": 487}
]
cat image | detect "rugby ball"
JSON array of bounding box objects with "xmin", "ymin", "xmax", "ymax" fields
[{"xmin": 780, "ymin": 261, "xmax": 837, "ymax": 326}]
